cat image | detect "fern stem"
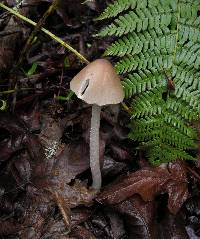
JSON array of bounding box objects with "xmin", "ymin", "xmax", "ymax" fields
[
  {"xmin": 18, "ymin": 0, "xmax": 61, "ymax": 65},
  {"xmin": 121, "ymin": 102, "xmax": 132, "ymax": 115}
]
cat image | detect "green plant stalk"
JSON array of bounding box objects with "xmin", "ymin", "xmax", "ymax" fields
[
  {"xmin": 0, "ymin": 88, "xmax": 35, "ymax": 94},
  {"xmin": 0, "ymin": 3, "xmax": 131, "ymax": 112},
  {"xmin": 0, "ymin": 3, "xmax": 89, "ymax": 64},
  {"xmin": 0, "ymin": 100, "xmax": 7, "ymax": 110}
]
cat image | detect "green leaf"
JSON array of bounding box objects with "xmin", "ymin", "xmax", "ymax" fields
[
  {"xmin": 55, "ymin": 90, "xmax": 74, "ymax": 101},
  {"xmin": 97, "ymin": 0, "xmax": 200, "ymax": 165},
  {"xmin": 25, "ymin": 62, "xmax": 38, "ymax": 77},
  {"xmin": 0, "ymin": 100, "xmax": 7, "ymax": 111}
]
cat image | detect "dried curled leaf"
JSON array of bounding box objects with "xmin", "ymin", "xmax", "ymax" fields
[
  {"xmin": 157, "ymin": 212, "xmax": 190, "ymax": 239},
  {"xmin": 113, "ymin": 195, "xmax": 157, "ymax": 239},
  {"xmin": 98, "ymin": 161, "xmax": 188, "ymax": 214}
]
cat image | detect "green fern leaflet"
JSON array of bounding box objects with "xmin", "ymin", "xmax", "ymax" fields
[{"xmin": 98, "ymin": 0, "xmax": 200, "ymax": 165}]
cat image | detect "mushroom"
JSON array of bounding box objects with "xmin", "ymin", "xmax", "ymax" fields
[{"xmin": 70, "ymin": 59, "xmax": 124, "ymax": 190}]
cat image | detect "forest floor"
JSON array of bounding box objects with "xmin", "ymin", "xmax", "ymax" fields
[{"xmin": 0, "ymin": 0, "xmax": 200, "ymax": 238}]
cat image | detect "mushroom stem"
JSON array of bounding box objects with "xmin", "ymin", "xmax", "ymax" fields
[{"xmin": 90, "ymin": 104, "xmax": 102, "ymax": 190}]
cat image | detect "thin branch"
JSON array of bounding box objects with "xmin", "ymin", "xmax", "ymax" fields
[
  {"xmin": 0, "ymin": 3, "xmax": 89, "ymax": 64},
  {"xmin": 18, "ymin": 0, "xmax": 61, "ymax": 65}
]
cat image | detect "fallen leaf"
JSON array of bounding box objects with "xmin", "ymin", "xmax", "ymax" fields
[
  {"xmin": 103, "ymin": 208, "xmax": 126, "ymax": 239},
  {"xmin": 97, "ymin": 161, "xmax": 188, "ymax": 214},
  {"xmin": 110, "ymin": 143, "xmax": 132, "ymax": 162},
  {"xmin": 70, "ymin": 225, "xmax": 96, "ymax": 239},
  {"xmin": 71, "ymin": 207, "xmax": 92, "ymax": 227},
  {"xmin": 0, "ymin": 220, "xmax": 21, "ymax": 235},
  {"xmin": 157, "ymin": 211, "xmax": 190, "ymax": 239},
  {"xmin": 102, "ymin": 156, "xmax": 128, "ymax": 179},
  {"xmin": 184, "ymin": 196, "xmax": 200, "ymax": 238},
  {"xmin": 113, "ymin": 195, "xmax": 157, "ymax": 239}
]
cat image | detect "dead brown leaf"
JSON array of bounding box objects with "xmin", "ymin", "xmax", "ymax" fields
[
  {"xmin": 97, "ymin": 161, "xmax": 188, "ymax": 214},
  {"xmin": 113, "ymin": 195, "xmax": 157, "ymax": 239}
]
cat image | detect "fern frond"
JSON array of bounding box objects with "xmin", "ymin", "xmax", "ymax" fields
[
  {"xmin": 175, "ymin": 86, "xmax": 200, "ymax": 108},
  {"xmin": 179, "ymin": 1, "xmax": 200, "ymax": 20},
  {"xmin": 172, "ymin": 66, "xmax": 200, "ymax": 88},
  {"xmin": 104, "ymin": 28, "xmax": 175, "ymax": 57},
  {"xmin": 98, "ymin": 0, "xmax": 200, "ymax": 165},
  {"xmin": 132, "ymin": 111, "xmax": 197, "ymax": 139},
  {"xmin": 97, "ymin": 0, "xmax": 177, "ymax": 21},
  {"xmin": 167, "ymin": 98, "xmax": 200, "ymax": 121},
  {"xmin": 179, "ymin": 25, "xmax": 200, "ymax": 45},
  {"xmin": 122, "ymin": 70, "xmax": 166, "ymax": 98},
  {"xmin": 116, "ymin": 51, "xmax": 173, "ymax": 73},
  {"xmin": 96, "ymin": 0, "xmax": 138, "ymax": 20},
  {"xmin": 98, "ymin": 7, "xmax": 173, "ymax": 37},
  {"xmin": 130, "ymin": 87, "xmax": 166, "ymax": 118},
  {"xmin": 148, "ymin": 144, "xmax": 196, "ymax": 165},
  {"xmin": 175, "ymin": 43, "xmax": 200, "ymax": 69},
  {"xmin": 131, "ymin": 124, "xmax": 196, "ymax": 149},
  {"xmin": 164, "ymin": 114, "xmax": 197, "ymax": 138}
]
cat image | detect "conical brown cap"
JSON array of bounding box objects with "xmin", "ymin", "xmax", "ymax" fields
[{"xmin": 70, "ymin": 59, "xmax": 124, "ymax": 106}]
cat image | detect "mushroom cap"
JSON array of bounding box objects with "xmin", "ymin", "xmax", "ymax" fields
[{"xmin": 70, "ymin": 59, "xmax": 124, "ymax": 106}]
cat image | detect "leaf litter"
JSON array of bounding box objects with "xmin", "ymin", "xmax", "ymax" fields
[{"xmin": 0, "ymin": 0, "xmax": 200, "ymax": 238}]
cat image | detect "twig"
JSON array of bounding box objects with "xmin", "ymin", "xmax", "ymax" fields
[
  {"xmin": 18, "ymin": 0, "xmax": 61, "ymax": 65},
  {"xmin": 186, "ymin": 165, "xmax": 200, "ymax": 182},
  {"xmin": 53, "ymin": 191, "xmax": 71, "ymax": 230},
  {"xmin": 121, "ymin": 102, "xmax": 132, "ymax": 115},
  {"xmin": 0, "ymin": 2, "xmax": 130, "ymax": 114},
  {"xmin": 57, "ymin": 68, "xmax": 64, "ymax": 97},
  {"xmin": 0, "ymin": 3, "xmax": 89, "ymax": 64}
]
